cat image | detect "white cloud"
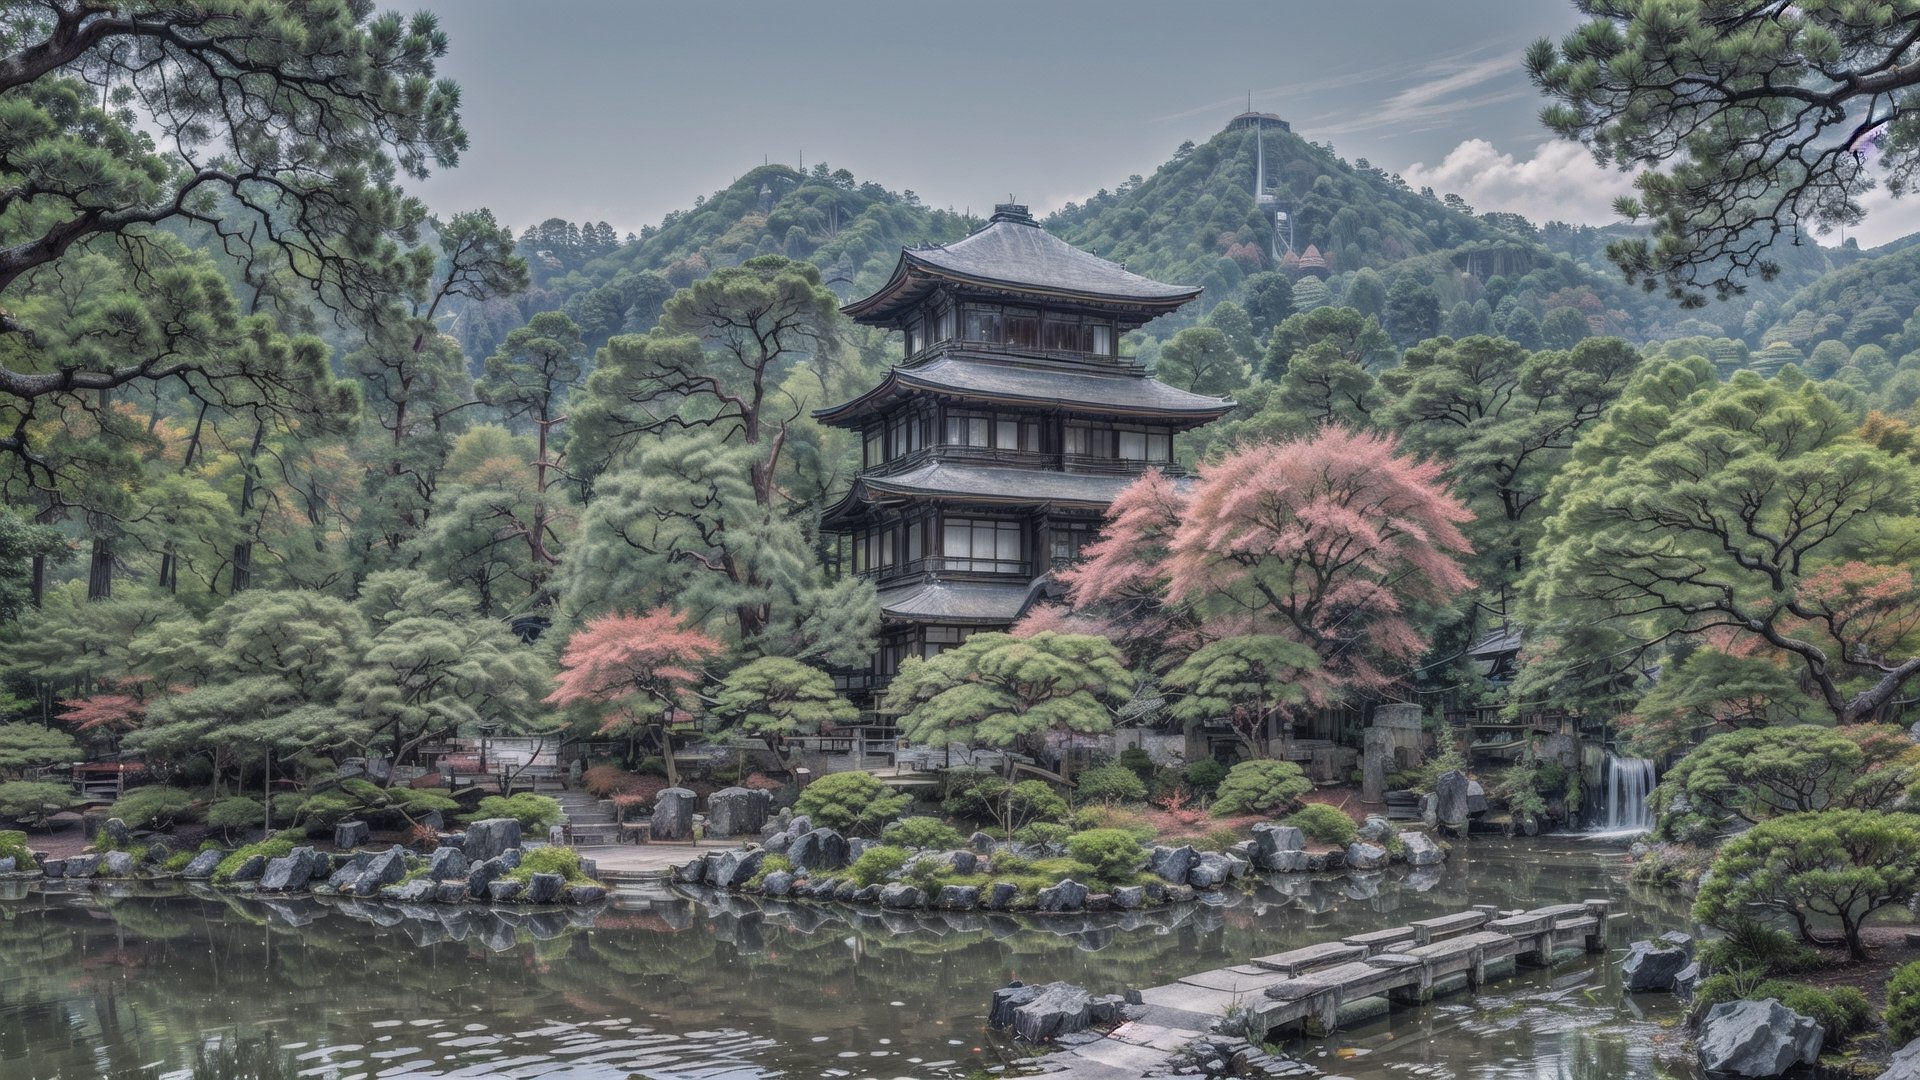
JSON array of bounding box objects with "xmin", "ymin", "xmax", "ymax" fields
[{"xmin": 1400, "ymin": 138, "xmax": 1630, "ymax": 226}]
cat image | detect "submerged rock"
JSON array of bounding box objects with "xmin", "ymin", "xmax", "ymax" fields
[
  {"xmin": 1696, "ymin": 998, "xmax": 1822, "ymax": 1077},
  {"xmin": 1622, "ymin": 939, "xmax": 1691, "ymax": 993},
  {"xmin": 1344, "ymin": 842, "xmax": 1388, "ymax": 871},
  {"xmin": 1399, "ymin": 831, "xmax": 1445, "ymax": 867},
  {"xmin": 1878, "ymin": 1037, "xmax": 1920, "ymax": 1080}
]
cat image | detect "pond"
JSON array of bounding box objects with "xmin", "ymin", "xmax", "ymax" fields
[{"xmin": 0, "ymin": 837, "xmax": 1699, "ymax": 1080}]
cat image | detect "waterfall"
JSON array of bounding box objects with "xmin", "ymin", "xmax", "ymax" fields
[{"xmin": 1600, "ymin": 754, "xmax": 1656, "ymax": 833}]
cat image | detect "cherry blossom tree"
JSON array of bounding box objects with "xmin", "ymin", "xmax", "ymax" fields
[{"xmin": 547, "ymin": 608, "xmax": 724, "ymax": 785}]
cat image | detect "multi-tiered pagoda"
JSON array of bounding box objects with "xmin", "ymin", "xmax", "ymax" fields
[{"xmin": 816, "ymin": 203, "xmax": 1232, "ymax": 719}]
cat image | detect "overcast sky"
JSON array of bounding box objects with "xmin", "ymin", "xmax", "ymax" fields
[{"xmin": 410, "ymin": 1, "xmax": 1920, "ymax": 248}]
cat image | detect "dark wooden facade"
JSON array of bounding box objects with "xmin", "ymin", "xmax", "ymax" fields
[{"xmin": 816, "ymin": 204, "xmax": 1230, "ymax": 715}]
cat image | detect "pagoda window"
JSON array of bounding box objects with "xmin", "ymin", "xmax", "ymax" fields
[
  {"xmin": 946, "ymin": 413, "xmax": 991, "ymax": 447},
  {"xmin": 942, "ymin": 517, "xmax": 1026, "ymax": 574},
  {"xmin": 1065, "ymin": 424, "xmax": 1116, "ymax": 458},
  {"xmin": 1006, "ymin": 307, "xmax": 1041, "ymax": 348},
  {"xmin": 864, "ymin": 427, "xmax": 884, "ymax": 467},
  {"xmin": 887, "ymin": 412, "xmax": 920, "ymax": 458},
  {"xmin": 936, "ymin": 306, "xmax": 956, "ymax": 343},
  {"xmin": 1050, "ymin": 521, "xmax": 1097, "ymax": 565},
  {"xmin": 924, "ymin": 625, "xmax": 974, "ymax": 658},
  {"xmin": 904, "ymin": 323, "xmax": 919, "ymax": 357},
  {"xmin": 1043, "ymin": 313, "xmax": 1089, "ymax": 352},
  {"xmin": 1090, "ymin": 322, "xmax": 1113, "ymax": 355},
  {"xmin": 963, "ymin": 306, "xmax": 1003, "ymax": 343}
]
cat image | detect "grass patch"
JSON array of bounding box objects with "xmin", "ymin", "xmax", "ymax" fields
[
  {"xmin": 0, "ymin": 830, "xmax": 35, "ymax": 872},
  {"xmin": 211, "ymin": 834, "xmax": 301, "ymax": 884},
  {"xmin": 503, "ymin": 846, "xmax": 602, "ymax": 888}
]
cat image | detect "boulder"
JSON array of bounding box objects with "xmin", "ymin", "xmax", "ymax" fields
[
  {"xmin": 259, "ymin": 847, "xmax": 325, "ymax": 891},
  {"xmin": 936, "ymin": 884, "xmax": 981, "ymax": 910},
  {"xmin": 712, "ymin": 849, "xmax": 768, "ymax": 890},
  {"xmin": 1112, "ymin": 885, "xmax": 1146, "ymax": 910},
  {"xmin": 349, "ymin": 847, "xmax": 408, "ymax": 897},
  {"xmin": 1696, "ymin": 998, "xmax": 1822, "ymax": 1077},
  {"xmin": 847, "ymin": 837, "xmax": 873, "ymax": 861},
  {"xmin": 1659, "ymin": 930, "xmax": 1695, "ymax": 956},
  {"xmin": 466, "ymin": 856, "xmax": 508, "ymax": 899},
  {"xmin": 435, "ymin": 882, "xmax": 468, "ymax": 904},
  {"xmin": 788, "ymin": 828, "xmax": 850, "ymax": 872},
  {"xmin": 1399, "ymin": 831, "xmax": 1445, "ymax": 867},
  {"xmin": 1434, "ymin": 770, "xmax": 1470, "ymax": 829},
  {"xmin": 566, "ymin": 884, "xmax": 608, "ymax": 905},
  {"xmin": 1148, "ymin": 845, "xmax": 1199, "ymax": 885},
  {"xmin": 1878, "ymin": 1037, "xmax": 1920, "ymax": 1080},
  {"xmin": 1344, "ymin": 842, "xmax": 1389, "ymax": 871},
  {"xmin": 1622, "ymin": 940, "xmax": 1692, "ymax": 993},
  {"xmin": 672, "ymin": 858, "xmax": 707, "ymax": 885},
  {"xmin": 326, "ymin": 851, "xmax": 376, "ymax": 890},
  {"xmin": 708, "ymin": 787, "xmax": 773, "ymax": 838},
  {"xmin": 1011, "ymin": 982, "xmax": 1093, "ymax": 1042},
  {"xmin": 908, "ymin": 849, "xmax": 976, "ymax": 876},
  {"xmin": 182, "ymin": 849, "xmax": 225, "ymax": 880},
  {"xmin": 1420, "ymin": 792, "xmax": 1439, "ymax": 829},
  {"xmin": 1261, "ymin": 850, "xmax": 1311, "ymax": 873},
  {"xmin": 879, "ymin": 883, "xmax": 923, "ymax": 909},
  {"xmin": 760, "ymin": 870, "xmax": 795, "ymax": 898},
  {"xmin": 1188, "ymin": 852, "xmax": 1233, "ymax": 889},
  {"xmin": 834, "ymin": 880, "xmax": 860, "ymax": 902},
  {"xmin": 784, "ymin": 814, "xmax": 813, "ymax": 839},
  {"xmin": 497, "ymin": 848, "xmax": 522, "ymax": 870},
  {"xmin": 1251, "ymin": 824, "xmax": 1305, "ymax": 860},
  {"xmin": 970, "ymin": 831, "xmax": 996, "ymax": 853},
  {"xmin": 651, "ymin": 788, "xmax": 697, "ymax": 841},
  {"xmin": 334, "ymin": 821, "xmax": 370, "ymax": 849},
  {"xmin": 851, "ymin": 884, "xmax": 881, "ymax": 903},
  {"xmin": 427, "ymin": 847, "xmax": 470, "ymax": 882},
  {"xmin": 1466, "ymin": 780, "xmax": 1488, "ymax": 814},
  {"xmin": 763, "ymin": 831, "xmax": 791, "ymax": 854},
  {"xmin": 1674, "ymin": 962, "xmax": 1701, "ymax": 1003},
  {"xmin": 524, "ymin": 872, "xmax": 564, "ymax": 904},
  {"xmin": 1037, "ymin": 879, "xmax": 1089, "ymax": 912},
  {"xmin": 488, "ymin": 879, "xmax": 525, "ymax": 903},
  {"xmin": 102, "ymin": 818, "xmax": 132, "ymax": 849},
  {"xmin": 983, "ymin": 882, "xmax": 1020, "ymax": 911},
  {"xmin": 100, "ymin": 851, "xmax": 135, "ymax": 878},
  {"xmin": 989, "ymin": 982, "xmax": 1042, "ymax": 1028},
  {"xmin": 225, "ymin": 854, "xmax": 266, "ymax": 883},
  {"xmin": 1357, "ymin": 816, "xmax": 1392, "ymax": 843},
  {"xmin": 0, "ymin": 856, "xmax": 17, "ymax": 874},
  {"xmin": 384, "ymin": 879, "xmax": 434, "ymax": 903},
  {"xmin": 462, "ymin": 819, "xmax": 522, "ymax": 863},
  {"xmin": 1224, "ymin": 854, "xmax": 1251, "ymax": 879},
  {"xmin": 41, "ymin": 858, "xmax": 64, "ymax": 879}
]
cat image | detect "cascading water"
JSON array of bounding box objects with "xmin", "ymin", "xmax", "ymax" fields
[{"xmin": 1598, "ymin": 754, "xmax": 1656, "ymax": 834}]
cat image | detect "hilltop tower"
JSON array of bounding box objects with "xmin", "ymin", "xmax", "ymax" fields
[
  {"xmin": 815, "ymin": 203, "xmax": 1232, "ymax": 731},
  {"xmin": 1233, "ymin": 111, "xmax": 1296, "ymax": 260}
]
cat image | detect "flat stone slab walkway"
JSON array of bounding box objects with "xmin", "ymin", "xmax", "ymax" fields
[{"xmin": 575, "ymin": 841, "xmax": 742, "ymax": 879}]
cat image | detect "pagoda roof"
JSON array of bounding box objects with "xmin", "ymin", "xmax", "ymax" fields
[
  {"xmin": 874, "ymin": 579, "xmax": 1038, "ymax": 624},
  {"xmin": 843, "ymin": 204, "xmax": 1200, "ymax": 325},
  {"xmin": 813, "ymin": 349, "xmax": 1234, "ymax": 429},
  {"xmin": 822, "ymin": 461, "xmax": 1164, "ymax": 526}
]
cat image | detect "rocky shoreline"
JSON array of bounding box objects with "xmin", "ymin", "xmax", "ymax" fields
[{"xmin": 674, "ymin": 812, "xmax": 1448, "ymax": 915}]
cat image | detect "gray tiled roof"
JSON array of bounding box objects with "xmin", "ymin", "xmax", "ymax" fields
[
  {"xmin": 813, "ymin": 352, "xmax": 1233, "ymax": 427},
  {"xmin": 875, "ymin": 579, "xmax": 1033, "ymax": 623},
  {"xmin": 907, "ymin": 219, "xmax": 1197, "ymax": 302},
  {"xmin": 862, "ymin": 461, "xmax": 1149, "ymax": 506}
]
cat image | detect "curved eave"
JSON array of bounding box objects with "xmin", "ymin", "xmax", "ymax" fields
[
  {"xmin": 842, "ymin": 252, "xmax": 1202, "ymax": 326},
  {"xmin": 820, "ymin": 475, "xmax": 1121, "ymax": 529},
  {"xmin": 811, "ymin": 367, "xmax": 1235, "ymax": 429}
]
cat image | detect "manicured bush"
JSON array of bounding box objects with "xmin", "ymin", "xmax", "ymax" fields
[
  {"xmin": 1118, "ymin": 746, "xmax": 1154, "ymax": 779},
  {"xmin": 1285, "ymin": 804, "xmax": 1358, "ymax": 846},
  {"xmin": 1212, "ymin": 760, "xmax": 1312, "ymax": 816},
  {"xmin": 1066, "ymin": 828, "xmax": 1148, "ymax": 886},
  {"xmin": 469, "ymin": 793, "xmax": 563, "ymax": 831},
  {"xmin": 1184, "ymin": 759, "xmax": 1228, "ymax": 795},
  {"xmin": 1076, "ymin": 763, "xmax": 1148, "ymax": 804},
  {"xmin": 0, "ymin": 829, "xmax": 36, "ymax": 871},
  {"xmin": 0, "ymin": 781, "xmax": 75, "ymax": 826},
  {"xmin": 205, "ymin": 797, "xmax": 265, "ymax": 835},
  {"xmin": 747, "ymin": 853, "xmax": 793, "ymax": 888},
  {"xmin": 941, "ymin": 773, "xmax": 1067, "ymax": 833},
  {"xmin": 883, "ymin": 816, "xmax": 965, "ymax": 851},
  {"xmin": 1013, "ymin": 822, "xmax": 1072, "ymax": 846},
  {"xmin": 795, "ymin": 771, "xmax": 911, "ymax": 835},
  {"xmin": 1691, "ymin": 975, "xmax": 1872, "ymax": 1042},
  {"xmin": 846, "ymin": 844, "xmax": 910, "ymax": 886},
  {"xmin": 583, "ymin": 764, "xmax": 641, "ymax": 797},
  {"xmin": 505, "ymin": 845, "xmax": 602, "ymax": 886},
  {"xmin": 1695, "ymin": 920, "xmax": 1820, "ymax": 977},
  {"xmin": 1889, "ymin": 961, "xmax": 1920, "ymax": 1045},
  {"xmin": 107, "ymin": 786, "xmax": 197, "ymax": 830}
]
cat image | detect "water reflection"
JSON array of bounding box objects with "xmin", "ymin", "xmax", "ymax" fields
[{"xmin": 0, "ymin": 838, "xmax": 1699, "ymax": 1079}]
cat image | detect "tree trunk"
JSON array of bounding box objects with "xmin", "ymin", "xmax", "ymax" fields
[
  {"xmin": 230, "ymin": 419, "xmax": 266, "ymax": 593},
  {"xmin": 86, "ymin": 535, "xmax": 112, "ymax": 600},
  {"xmin": 657, "ymin": 724, "xmax": 679, "ymax": 788}
]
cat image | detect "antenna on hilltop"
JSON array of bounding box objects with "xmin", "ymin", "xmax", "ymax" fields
[{"xmin": 1247, "ymin": 90, "xmax": 1251, "ymax": 112}]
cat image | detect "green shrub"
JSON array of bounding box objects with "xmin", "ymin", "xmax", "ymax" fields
[
  {"xmin": 1065, "ymin": 828, "xmax": 1147, "ymax": 886},
  {"xmin": 1285, "ymin": 804, "xmax": 1357, "ymax": 846},
  {"xmin": 747, "ymin": 853, "xmax": 793, "ymax": 888},
  {"xmin": 1195, "ymin": 826, "xmax": 1244, "ymax": 852},
  {"xmin": 636, "ymin": 755, "xmax": 667, "ymax": 776},
  {"xmin": 1212, "ymin": 760, "xmax": 1311, "ymax": 816},
  {"xmin": 469, "ymin": 793, "xmax": 562, "ymax": 830},
  {"xmin": 288, "ymin": 791, "xmax": 360, "ymax": 828},
  {"xmin": 1118, "ymin": 747, "xmax": 1154, "ymax": 779},
  {"xmin": 211, "ymin": 835, "xmax": 299, "ymax": 884},
  {"xmin": 796, "ymin": 772, "xmax": 911, "ymax": 835},
  {"xmin": 0, "ymin": 781, "xmax": 74, "ymax": 826},
  {"xmin": 1076, "ymin": 763, "xmax": 1148, "ymax": 804},
  {"xmin": 0, "ymin": 829, "xmax": 36, "ymax": 871},
  {"xmin": 883, "ymin": 816, "xmax": 965, "ymax": 850},
  {"xmin": 1184, "ymin": 760, "xmax": 1228, "ymax": 794},
  {"xmin": 1013, "ymin": 821, "xmax": 1072, "ymax": 846},
  {"xmin": 1070, "ymin": 804, "xmax": 1156, "ymax": 841},
  {"xmin": 846, "ymin": 844, "xmax": 910, "ymax": 886},
  {"xmin": 1693, "ymin": 975, "xmax": 1872, "ymax": 1042},
  {"xmin": 941, "ymin": 773, "xmax": 1066, "ymax": 833},
  {"xmin": 107, "ymin": 786, "xmax": 197, "ymax": 830},
  {"xmin": 162, "ymin": 849, "xmax": 197, "ymax": 872},
  {"xmin": 1891, "ymin": 962, "xmax": 1920, "ymax": 1045},
  {"xmin": 205, "ymin": 797, "xmax": 265, "ymax": 833},
  {"xmin": 1696, "ymin": 920, "xmax": 1820, "ymax": 977},
  {"xmin": 505, "ymin": 845, "xmax": 602, "ymax": 887}
]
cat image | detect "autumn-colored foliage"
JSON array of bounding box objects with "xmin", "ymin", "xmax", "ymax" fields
[{"xmin": 548, "ymin": 607, "xmax": 722, "ymax": 785}]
